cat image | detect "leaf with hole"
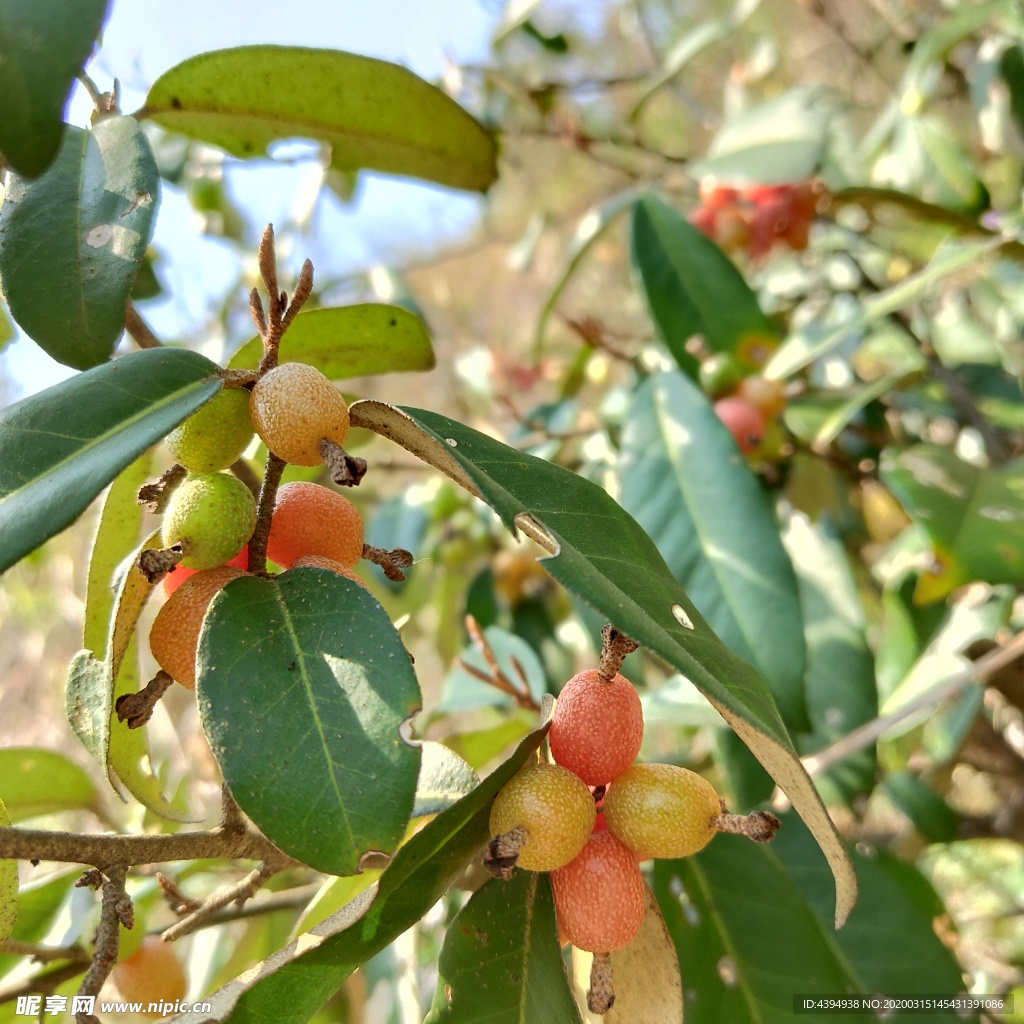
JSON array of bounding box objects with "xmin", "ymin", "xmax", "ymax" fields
[
  {"xmin": 349, "ymin": 399, "xmax": 856, "ymax": 927},
  {"xmin": 0, "ymin": 348, "xmax": 220, "ymax": 574},
  {"xmin": 0, "ymin": 116, "xmax": 160, "ymax": 368},
  {"xmin": 140, "ymin": 46, "xmax": 497, "ymax": 192},
  {"xmin": 198, "ymin": 568, "xmax": 422, "ymax": 875}
]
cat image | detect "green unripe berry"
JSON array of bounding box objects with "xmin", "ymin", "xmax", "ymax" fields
[
  {"xmin": 165, "ymin": 389, "xmax": 255, "ymax": 474},
  {"xmin": 489, "ymin": 763, "xmax": 596, "ymax": 872},
  {"xmin": 698, "ymin": 352, "xmax": 744, "ymax": 400},
  {"xmin": 603, "ymin": 763, "xmax": 722, "ymax": 859},
  {"xmin": 162, "ymin": 473, "xmax": 256, "ymax": 570}
]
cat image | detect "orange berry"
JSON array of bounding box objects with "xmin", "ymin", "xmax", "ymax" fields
[
  {"xmin": 112, "ymin": 935, "xmax": 188, "ymax": 1011},
  {"xmin": 603, "ymin": 763, "xmax": 722, "ymax": 859},
  {"xmin": 550, "ymin": 831, "xmax": 645, "ymax": 952},
  {"xmin": 489, "ymin": 763, "xmax": 596, "ymax": 872},
  {"xmin": 289, "ymin": 555, "xmax": 369, "ymax": 590},
  {"xmin": 713, "ymin": 396, "xmax": 765, "ymax": 454},
  {"xmin": 550, "ymin": 670, "xmax": 643, "ymax": 787},
  {"xmin": 266, "ymin": 481, "xmax": 363, "ymax": 569},
  {"xmin": 250, "ymin": 362, "xmax": 349, "ymax": 466},
  {"xmin": 150, "ymin": 566, "xmax": 247, "ymax": 689}
]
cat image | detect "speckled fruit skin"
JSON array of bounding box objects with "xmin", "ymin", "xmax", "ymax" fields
[
  {"xmin": 266, "ymin": 481, "xmax": 363, "ymax": 569},
  {"xmin": 165, "ymin": 388, "xmax": 254, "ymax": 474},
  {"xmin": 250, "ymin": 362, "xmax": 350, "ymax": 465},
  {"xmin": 289, "ymin": 555, "xmax": 369, "ymax": 590},
  {"xmin": 489, "ymin": 763, "xmax": 596, "ymax": 872},
  {"xmin": 550, "ymin": 830, "xmax": 646, "ymax": 952},
  {"xmin": 162, "ymin": 473, "xmax": 256, "ymax": 570},
  {"xmin": 113, "ymin": 935, "xmax": 188, "ymax": 1010},
  {"xmin": 549, "ymin": 670, "xmax": 643, "ymax": 787},
  {"xmin": 150, "ymin": 566, "xmax": 247, "ymax": 689},
  {"xmin": 603, "ymin": 763, "xmax": 722, "ymax": 859},
  {"xmin": 163, "ymin": 546, "xmax": 249, "ymax": 596},
  {"xmin": 713, "ymin": 396, "xmax": 765, "ymax": 455}
]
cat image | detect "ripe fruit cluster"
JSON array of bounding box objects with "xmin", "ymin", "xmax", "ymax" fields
[
  {"xmin": 690, "ymin": 178, "xmax": 824, "ymax": 260},
  {"xmin": 487, "ymin": 627, "xmax": 780, "ymax": 1014}
]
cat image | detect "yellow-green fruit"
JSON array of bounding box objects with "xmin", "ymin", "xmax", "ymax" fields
[
  {"xmin": 162, "ymin": 473, "xmax": 256, "ymax": 570},
  {"xmin": 250, "ymin": 362, "xmax": 350, "ymax": 466},
  {"xmin": 489, "ymin": 763, "xmax": 596, "ymax": 872},
  {"xmin": 603, "ymin": 763, "xmax": 721, "ymax": 859},
  {"xmin": 165, "ymin": 389, "xmax": 255, "ymax": 474}
]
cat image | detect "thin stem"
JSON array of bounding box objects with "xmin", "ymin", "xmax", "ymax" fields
[
  {"xmin": 248, "ymin": 453, "xmax": 286, "ymax": 572},
  {"xmin": 0, "ymin": 940, "xmax": 90, "ymax": 965},
  {"xmin": 124, "ymin": 301, "xmax": 162, "ymax": 349},
  {"xmin": 75, "ymin": 866, "xmax": 130, "ymax": 1024},
  {"xmin": 161, "ymin": 862, "xmax": 281, "ymax": 942}
]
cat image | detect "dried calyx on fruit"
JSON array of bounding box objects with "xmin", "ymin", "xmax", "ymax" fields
[{"xmin": 250, "ymin": 362, "xmax": 366, "ymax": 485}]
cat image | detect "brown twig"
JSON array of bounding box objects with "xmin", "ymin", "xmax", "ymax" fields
[
  {"xmin": 75, "ymin": 866, "xmax": 131, "ymax": 1024},
  {"xmin": 460, "ymin": 615, "xmax": 540, "ymax": 711},
  {"xmin": 136, "ymin": 545, "xmax": 185, "ymax": 584},
  {"xmin": 361, "ymin": 543, "xmax": 415, "ymax": 582},
  {"xmin": 137, "ymin": 463, "xmax": 187, "ymax": 514},
  {"xmin": 114, "ymin": 671, "xmax": 174, "ymax": 729},
  {"xmin": 281, "ymin": 259, "xmax": 315, "ymax": 332},
  {"xmin": 156, "ymin": 872, "xmax": 201, "ymax": 915},
  {"xmin": 124, "ymin": 301, "xmax": 162, "ymax": 349},
  {"xmin": 713, "ymin": 804, "xmax": 781, "ymax": 843},
  {"xmin": 319, "ymin": 439, "xmax": 368, "ymax": 487},
  {"xmin": 0, "ymin": 939, "xmax": 91, "ymax": 965},
  {"xmin": 247, "ymin": 453, "xmax": 286, "ymax": 572}
]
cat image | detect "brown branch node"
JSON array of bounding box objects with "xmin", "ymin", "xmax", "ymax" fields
[
  {"xmin": 713, "ymin": 805, "xmax": 781, "ymax": 844},
  {"xmin": 115, "ymin": 671, "xmax": 174, "ymax": 729},
  {"xmin": 362, "ymin": 543, "xmax": 414, "ymax": 582},
  {"xmin": 483, "ymin": 826, "xmax": 527, "ymax": 879},
  {"xmin": 320, "ymin": 439, "xmax": 368, "ymax": 487},
  {"xmin": 137, "ymin": 463, "xmax": 187, "ymax": 514},
  {"xmin": 598, "ymin": 624, "xmax": 639, "ymax": 681},
  {"xmin": 137, "ymin": 545, "xmax": 185, "ymax": 584},
  {"xmin": 75, "ymin": 866, "xmax": 130, "ymax": 1024}
]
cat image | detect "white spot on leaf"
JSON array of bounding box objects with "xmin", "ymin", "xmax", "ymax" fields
[
  {"xmin": 672, "ymin": 604, "xmax": 695, "ymax": 630},
  {"xmin": 85, "ymin": 224, "xmax": 114, "ymax": 247}
]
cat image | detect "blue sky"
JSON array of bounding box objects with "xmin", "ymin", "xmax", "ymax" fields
[{"xmin": 0, "ymin": 0, "xmax": 505, "ymax": 399}]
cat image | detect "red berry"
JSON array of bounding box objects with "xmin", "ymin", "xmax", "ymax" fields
[
  {"xmin": 689, "ymin": 204, "xmax": 717, "ymax": 238},
  {"xmin": 163, "ymin": 546, "xmax": 249, "ymax": 596},
  {"xmin": 266, "ymin": 481, "xmax": 363, "ymax": 569},
  {"xmin": 713, "ymin": 397, "xmax": 765, "ymax": 454},
  {"xmin": 549, "ymin": 670, "xmax": 643, "ymax": 787},
  {"xmin": 550, "ymin": 831, "xmax": 646, "ymax": 953}
]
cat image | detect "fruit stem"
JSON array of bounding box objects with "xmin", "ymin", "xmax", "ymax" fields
[
  {"xmin": 114, "ymin": 671, "xmax": 174, "ymax": 728},
  {"xmin": 482, "ymin": 826, "xmax": 527, "ymax": 879},
  {"xmin": 598, "ymin": 623, "xmax": 639, "ymax": 681},
  {"xmin": 137, "ymin": 463, "xmax": 187, "ymax": 514},
  {"xmin": 362, "ymin": 544, "xmax": 415, "ymax": 582},
  {"xmin": 248, "ymin": 453, "xmax": 287, "ymax": 573},
  {"xmin": 137, "ymin": 545, "xmax": 185, "ymax": 584},
  {"xmin": 319, "ymin": 438, "xmax": 368, "ymax": 487},
  {"xmin": 124, "ymin": 300, "xmax": 162, "ymax": 349},
  {"xmin": 588, "ymin": 952, "xmax": 615, "ymax": 1014},
  {"xmin": 712, "ymin": 807, "xmax": 781, "ymax": 844}
]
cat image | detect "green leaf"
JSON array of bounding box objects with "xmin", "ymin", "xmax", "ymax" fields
[
  {"xmin": 0, "ymin": 870, "xmax": 77, "ymax": 981},
  {"xmin": 618, "ymin": 371, "xmax": 808, "ymax": 731},
  {"xmin": 0, "ymin": 796, "xmax": 15, "ymax": 943},
  {"xmin": 228, "ymin": 305, "xmax": 434, "ymax": 378},
  {"xmin": 632, "ymin": 195, "xmax": 780, "ymax": 373},
  {"xmin": 881, "ymin": 772, "xmax": 959, "ymax": 843},
  {"xmin": 691, "ymin": 88, "xmax": 832, "ymax": 185},
  {"xmin": 204, "ymin": 727, "xmax": 547, "ymax": 1023},
  {"xmin": 0, "ymin": 116, "xmax": 160, "ymax": 368},
  {"xmin": 0, "ymin": 748, "xmax": 99, "ymax": 822},
  {"xmin": 880, "ymin": 445, "xmax": 1024, "ymax": 602},
  {"xmin": 350, "ymin": 400, "xmax": 857, "ymax": 927},
  {"xmin": 783, "ymin": 515, "xmax": 876, "ymax": 801},
  {"xmin": 0, "ymin": 348, "xmax": 220, "ymax": 574},
  {"xmin": 198, "ymin": 568, "xmax": 422, "ymax": 875},
  {"xmin": 426, "ymin": 872, "xmax": 582, "ymax": 1024},
  {"xmin": 0, "ymin": 0, "xmax": 110, "ymax": 178},
  {"xmin": 139, "ymin": 46, "xmax": 497, "ymax": 192},
  {"xmin": 413, "ymin": 742, "xmax": 479, "ymax": 819},
  {"xmin": 1000, "ymin": 44, "xmax": 1024, "ymax": 134}
]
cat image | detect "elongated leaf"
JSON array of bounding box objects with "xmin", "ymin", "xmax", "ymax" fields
[
  {"xmin": 413, "ymin": 742, "xmax": 479, "ymax": 819},
  {"xmin": 426, "ymin": 872, "xmax": 582, "ymax": 1024},
  {"xmin": 179, "ymin": 727, "xmax": 547, "ymax": 1024},
  {"xmin": 0, "ymin": 116, "xmax": 160, "ymax": 368},
  {"xmin": 140, "ymin": 46, "xmax": 496, "ymax": 192},
  {"xmin": 880, "ymin": 445, "xmax": 1024, "ymax": 602},
  {"xmin": 0, "ymin": 871, "xmax": 77, "ymax": 981},
  {"xmin": 0, "ymin": 748, "xmax": 99, "ymax": 822},
  {"xmin": 570, "ymin": 884, "xmax": 683, "ymax": 1024},
  {"xmin": 228, "ymin": 305, "xmax": 434, "ymax": 377},
  {"xmin": 618, "ymin": 371, "xmax": 807, "ymax": 730},
  {"xmin": 632, "ymin": 194, "xmax": 779, "ymax": 373},
  {"xmin": 198, "ymin": 569, "xmax": 421, "ymax": 875},
  {"xmin": 764, "ymin": 239, "xmax": 999, "ymax": 379},
  {"xmin": 0, "ymin": 797, "xmax": 15, "ymax": 943},
  {"xmin": 350, "ymin": 400, "xmax": 856, "ymax": 926},
  {"xmin": 0, "ymin": 348, "xmax": 220, "ymax": 574},
  {"xmin": 0, "ymin": 0, "xmax": 110, "ymax": 177}
]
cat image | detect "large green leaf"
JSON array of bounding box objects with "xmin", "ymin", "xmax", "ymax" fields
[
  {"xmin": 618, "ymin": 371, "xmax": 808, "ymax": 730},
  {"xmin": 0, "ymin": 348, "xmax": 220, "ymax": 574},
  {"xmin": 139, "ymin": 46, "xmax": 497, "ymax": 192},
  {"xmin": 228, "ymin": 305, "xmax": 434, "ymax": 377},
  {"xmin": 880, "ymin": 445, "xmax": 1024, "ymax": 602},
  {"xmin": 350, "ymin": 400, "xmax": 856, "ymax": 927},
  {"xmin": 0, "ymin": 0, "xmax": 110, "ymax": 178},
  {"xmin": 0, "ymin": 748, "xmax": 100, "ymax": 822},
  {"xmin": 197, "ymin": 568, "xmax": 422, "ymax": 875},
  {"xmin": 426, "ymin": 872, "xmax": 582, "ymax": 1024},
  {"xmin": 0, "ymin": 116, "xmax": 160, "ymax": 368},
  {"xmin": 632, "ymin": 194, "xmax": 779, "ymax": 374},
  {"xmin": 186, "ymin": 727, "xmax": 547, "ymax": 1024}
]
